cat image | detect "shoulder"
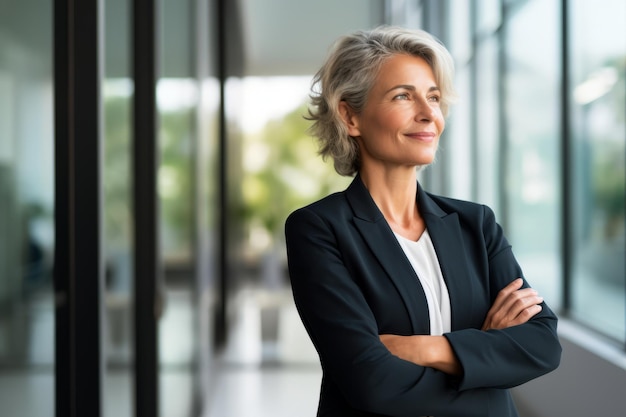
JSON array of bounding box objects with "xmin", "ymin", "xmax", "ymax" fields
[
  {"xmin": 425, "ymin": 192, "xmax": 508, "ymax": 256},
  {"xmin": 290, "ymin": 190, "xmax": 349, "ymax": 215},
  {"xmin": 285, "ymin": 191, "xmax": 350, "ymax": 229},
  {"xmin": 420, "ymin": 190, "xmax": 503, "ymax": 243},
  {"xmin": 423, "ymin": 191, "xmax": 494, "ymax": 220}
]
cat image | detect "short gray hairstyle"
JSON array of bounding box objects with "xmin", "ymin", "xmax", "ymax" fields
[{"xmin": 307, "ymin": 26, "xmax": 457, "ymax": 176}]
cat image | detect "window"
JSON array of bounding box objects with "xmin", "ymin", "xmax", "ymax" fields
[
  {"xmin": 0, "ymin": 1, "xmax": 55, "ymax": 415},
  {"xmin": 504, "ymin": 0, "xmax": 562, "ymax": 309},
  {"xmin": 569, "ymin": 0, "xmax": 626, "ymax": 343},
  {"xmin": 434, "ymin": 0, "xmax": 625, "ymax": 344}
]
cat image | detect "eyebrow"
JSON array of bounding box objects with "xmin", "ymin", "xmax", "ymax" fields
[{"xmin": 385, "ymin": 84, "xmax": 441, "ymax": 94}]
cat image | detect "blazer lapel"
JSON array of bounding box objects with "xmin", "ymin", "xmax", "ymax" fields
[
  {"xmin": 418, "ymin": 186, "xmax": 477, "ymax": 331},
  {"xmin": 346, "ymin": 176, "xmax": 430, "ymax": 335}
]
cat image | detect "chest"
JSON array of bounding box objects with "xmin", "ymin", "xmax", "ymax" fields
[{"xmin": 337, "ymin": 225, "xmax": 490, "ymax": 335}]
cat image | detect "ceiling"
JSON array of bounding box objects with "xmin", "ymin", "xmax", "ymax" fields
[
  {"xmin": 0, "ymin": 0, "xmax": 386, "ymax": 78},
  {"xmin": 237, "ymin": 0, "xmax": 386, "ymax": 76}
]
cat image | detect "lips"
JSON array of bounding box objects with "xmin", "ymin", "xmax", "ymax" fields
[{"xmin": 405, "ymin": 132, "xmax": 436, "ymax": 142}]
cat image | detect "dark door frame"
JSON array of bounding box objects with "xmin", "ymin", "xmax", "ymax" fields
[{"xmin": 54, "ymin": 0, "xmax": 103, "ymax": 416}]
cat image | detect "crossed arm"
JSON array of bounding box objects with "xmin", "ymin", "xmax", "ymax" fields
[
  {"xmin": 380, "ymin": 278, "xmax": 545, "ymax": 375},
  {"xmin": 286, "ymin": 204, "xmax": 561, "ymax": 415}
]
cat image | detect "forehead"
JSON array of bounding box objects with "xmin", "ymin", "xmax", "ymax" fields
[{"xmin": 373, "ymin": 54, "xmax": 436, "ymax": 87}]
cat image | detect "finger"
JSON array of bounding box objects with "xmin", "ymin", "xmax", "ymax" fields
[
  {"xmin": 492, "ymin": 278, "xmax": 525, "ymax": 308},
  {"xmin": 505, "ymin": 290, "xmax": 542, "ymax": 313},
  {"xmin": 509, "ymin": 294, "xmax": 544, "ymax": 317},
  {"xmin": 504, "ymin": 278, "xmax": 525, "ymax": 292},
  {"xmin": 484, "ymin": 290, "xmax": 543, "ymax": 330},
  {"xmin": 495, "ymin": 294, "xmax": 543, "ymax": 327},
  {"xmin": 511, "ymin": 304, "xmax": 543, "ymax": 326},
  {"xmin": 498, "ymin": 287, "xmax": 540, "ymax": 314}
]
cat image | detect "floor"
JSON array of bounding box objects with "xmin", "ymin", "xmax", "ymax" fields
[
  {"xmin": 0, "ymin": 285, "xmax": 322, "ymax": 417},
  {"xmin": 203, "ymin": 364, "xmax": 321, "ymax": 417},
  {"xmin": 203, "ymin": 287, "xmax": 322, "ymax": 417}
]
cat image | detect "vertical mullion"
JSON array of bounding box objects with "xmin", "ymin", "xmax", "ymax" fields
[
  {"xmin": 497, "ymin": 0, "xmax": 509, "ymax": 230},
  {"xmin": 54, "ymin": 0, "xmax": 104, "ymax": 416},
  {"xmin": 469, "ymin": 3, "xmax": 479, "ymax": 202},
  {"xmin": 560, "ymin": 0, "xmax": 572, "ymax": 314},
  {"xmin": 54, "ymin": 0, "xmax": 72, "ymax": 414},
  {"xmin": 215, "ymin": 0, "xmax": 228, "ymax": 348},
  {"xmin": 132, "ymin": 0, "xmax": 160, "ymax": 416}
]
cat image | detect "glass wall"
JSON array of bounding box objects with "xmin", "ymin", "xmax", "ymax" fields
[
  {"xmin": 102, "ymin": 0, "xmax": 221, "ymax": 415},
  {"xmin": 158, "ymin": 0, "xmax": 221, "ymax": 415},
  {"xmin": 474, "ymin": 33, "xmax": 501, "ymax": 214},
  {"xmin": 504, "ymin": 0, "xmax": 562, "ymax": 308},
  {"xmin": 221, "ymin": 74, "xmax": 352, "ymax": 366},
  {"xmin": 103, "ymin": 0, "xmax": 133, "ymax": 415},
  {"xmin": 445, "ymin": 0, "xmax": 472, "ymax": 201},
  {"xmin": 0, "ymin": 1, "xmax": 55, "ymax": 416},
  {"xmin": 569, "ymin": 0, "xmax": 625, "ymax": 341},
  {"xmin": 431, "ymin": 0, "xmax": 626, "ymax": 345}
]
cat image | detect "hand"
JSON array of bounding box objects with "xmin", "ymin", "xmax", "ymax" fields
[{"xmin": 481, "ymin": 278, "xmax": 543, "ymax": 331}]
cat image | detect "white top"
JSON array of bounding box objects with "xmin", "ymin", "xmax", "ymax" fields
[{"xmin": 393, "ymin": 229, "xmax": 452, "ymax": 335}]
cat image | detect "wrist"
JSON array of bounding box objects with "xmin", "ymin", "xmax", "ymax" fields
[
  {"xmin": 418, "ymin": 335, "xmax": 442, "ymax": 367},
  {"xmin": 419, "ymin": 335, "xmax": 462, "ymax": 375}
]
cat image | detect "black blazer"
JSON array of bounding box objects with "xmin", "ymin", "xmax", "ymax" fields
[{"xmin": 285, "ymin": 175, "xmax": 561, "ymax": 417}]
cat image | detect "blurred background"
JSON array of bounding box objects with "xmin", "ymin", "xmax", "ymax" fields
[{"xmin": 0, "ymin": 0, "xmax": 624, "ymax": 416}]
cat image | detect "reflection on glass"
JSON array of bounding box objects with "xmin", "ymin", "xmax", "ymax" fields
[
  {"xmin": 504, "ymin": 0, "xmax": 561, "ymax": 308},
  {"xmin": 445, "ymin": 66, "xmax": 472, "ymax": 201},
  {"xmin": 570, "ymin": 0, "xmax": 626, "ymax": 342},
  {"xmin": 157, "ymin": 78, "xmax": 197, "ymax": 384},
  {"xmin": 103, "ymin": 78, "xmax": 133, "ymax": 417},
  {"xmin": 156, "ymin": 73, "xmax": 222, "ymax": 416},
  {"xmin": 448, "ymin": 0, "xmax": 472, "ymax": 66},
  {"xmin": 158, "ymin": 78, "xmax": 197, "ymax": 266},
  {"xmin": 0, "ymin": 1, "xmax": 55, "ymax": 415},
  {"xmin": 475, "ymin": 36, "xmax": 500, "ymax": 214},
  {"xmin": 477, "ymin": 0, "xmax": 501, "ymax": 34},
  {"xmin": 445, "ymin": 2, "xmax": 473, "ymax": 201},
  {"xmin": 103, "ymin": 0, "xmax": 133, "ymax": 416}
]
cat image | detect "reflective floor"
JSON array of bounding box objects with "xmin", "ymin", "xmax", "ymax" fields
[
  {"xmin": 203, "ymin": 287, "xmax": 322, "ymax": 417},
  {"xmin": 0, "ymin": 285, "xmax": 322, "ymax": 417}
]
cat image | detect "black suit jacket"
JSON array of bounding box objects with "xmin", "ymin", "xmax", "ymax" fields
[{"xmin": 285, "ymin": 175, "xmax": 561, "ymax": 417}]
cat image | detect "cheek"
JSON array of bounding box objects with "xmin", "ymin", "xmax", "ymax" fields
[{"xmin": 435, "ymin": 112, "xmax": 445, "ymax": 133}]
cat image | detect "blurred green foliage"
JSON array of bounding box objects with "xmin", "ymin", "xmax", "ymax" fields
[
  {"xmin": 103, "ymin": 96, "xmax": 131, "ymax": 251},
  {"xmin": 103, "ymin": 95, "xmax": 194, "ymax": 258},
  {"xmin": 240, "ymin": 102, "xmax": 351, "ymax": 244}
]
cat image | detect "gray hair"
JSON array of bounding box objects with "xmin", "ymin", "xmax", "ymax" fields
[{"xmin": 307, "ymin": 26, "xmax": 457, "ymax": 176}]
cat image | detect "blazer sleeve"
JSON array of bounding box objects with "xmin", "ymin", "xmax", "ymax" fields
[
  {"xmin": 444, "ymin": 204, "xmax": 562, "ymax": 391},
  {"xmin": 285, "ymin": 206, "xmax": 494, "ymax": 417}
]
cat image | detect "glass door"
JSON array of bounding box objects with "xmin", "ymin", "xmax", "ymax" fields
[{"xmin": 0, "ymin": 1, "xmax": 55, "ymax": 415}]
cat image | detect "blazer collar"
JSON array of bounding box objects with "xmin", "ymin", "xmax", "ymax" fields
[
  {"xmin": 345, "ymin": 174, "xmax": 475, "ymax": 332},
  {"xmin": 345, "ymin": 173, "xmax": 447, "ymax": 221},
  {"xmin": 345, "ymin": 174, "xmax": 385, "ymax": 222},
  {"xmin": 346, "ymin": 175, "xmax": 429, "ymax": 334}
]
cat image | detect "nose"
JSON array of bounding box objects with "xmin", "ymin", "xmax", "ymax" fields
[{"xmin": 414, "ymin": 97, "xmax": 436, "ymax": 122}]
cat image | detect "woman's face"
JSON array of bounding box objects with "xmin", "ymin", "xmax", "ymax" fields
[{"xmin": 341, "ymin": 54, "xmax": 445, "ymax": 172}]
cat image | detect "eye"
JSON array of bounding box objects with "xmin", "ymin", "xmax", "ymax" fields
[
  {"xmin": 393, "ymin": 92, "xmax": 410, "ymax": 100},
  {"xmin": 428, "ymin": 94, "xmax": 441, "ymax": 103}
]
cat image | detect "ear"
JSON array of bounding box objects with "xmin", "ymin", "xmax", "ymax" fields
[{"xmin": 338, "ymin": 101, "xmax": 361, "ymax": 137}]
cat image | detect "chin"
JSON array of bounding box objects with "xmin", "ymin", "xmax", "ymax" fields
[{"xmin": 415, "ymin": 154, "xmax": 438, "ymax": 170}]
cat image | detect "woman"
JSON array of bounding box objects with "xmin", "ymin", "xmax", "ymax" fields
[{"xmin": 285, "ymin": 26, "xmax": 561, "ymax": 417}]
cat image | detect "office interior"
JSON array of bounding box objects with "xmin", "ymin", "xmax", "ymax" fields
[{"xmin": 0, "ymin": 0, "xmax": 624, "ymax": 416}]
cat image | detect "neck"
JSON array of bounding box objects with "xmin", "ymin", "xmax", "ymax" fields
[{"xmin": 359, "ymin": 166, "xmax": 419, "ymax": 228}]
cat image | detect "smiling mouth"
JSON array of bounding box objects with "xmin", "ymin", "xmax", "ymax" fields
[{"xmin": 405, "ymin": 132, "xmax": 436, "ymax": 141}]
